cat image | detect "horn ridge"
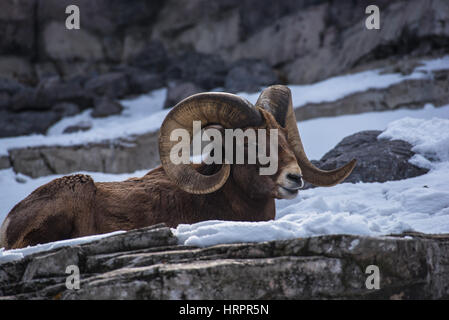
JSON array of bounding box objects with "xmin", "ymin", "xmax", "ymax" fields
[{"xmin": 159, "ymin": 92, "xmax": 263, "ymax": 194}]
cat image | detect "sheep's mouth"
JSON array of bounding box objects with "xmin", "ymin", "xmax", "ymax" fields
[
  {"xmin": 280, "ymin": 186, "xmax": 299, "ymax": 193},
  {"xmin": 277, "ymin": 185, "xmax": 300, "ymax": 199}
]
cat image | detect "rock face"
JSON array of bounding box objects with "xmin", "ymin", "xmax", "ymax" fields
[
  {"xmin": 163, "ymin": 82, "xmax": 204, "ymax": 109},
  {"xmin": 1, "ymin": 0, "xmax": 449, "ymax": 137},
  {"xmin": 1, "ymin": 224, "xmax": 449, "ymax": 299},
  {"xmin": 2, "ymin": 0, "xmax": 449, "ymax": 85},
  {"xmin": 224, "ymin": 59, "xmax": 278, "ymax": 93},
  {"xmin": 295, "ymin": 68, "xmax": 449, "ymax": 121},
  {"xmin": 7, "ymin": 131, "xmax": 160, "ymax": 178},
  {"xmin": 91, "ymin": 97, "xmax": 124, "ymax": 118},
  {"xmin": 7, "ymin": 0, "xmax": 441, "ymax": 85}
]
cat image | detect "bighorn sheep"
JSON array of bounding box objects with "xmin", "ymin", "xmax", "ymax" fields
[{"xmin": 0, "ymin": 85, "xmax": 356, "ymax": 249}]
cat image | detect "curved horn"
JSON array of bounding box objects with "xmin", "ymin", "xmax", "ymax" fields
[
  {"xmin": 255, "ymin": 85, "xmax": 356, "ymax": 187},
  {"xmin": 159, "ymin": 92, "xmax": 264, "ymax": 194}
]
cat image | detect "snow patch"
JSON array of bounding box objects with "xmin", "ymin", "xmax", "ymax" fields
[{"xmin": 0, "ymin": 231, "xmax": 125, "ymax": 264}]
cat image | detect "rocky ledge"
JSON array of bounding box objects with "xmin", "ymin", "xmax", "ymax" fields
[{"xmin": 1, "ymin": 224, "xmax": 448, "ymax": 299}]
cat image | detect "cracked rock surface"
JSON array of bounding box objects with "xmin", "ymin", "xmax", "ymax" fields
[{"xmin": 1, "ymin": 224, "xmax": 448, "ymax": 299}]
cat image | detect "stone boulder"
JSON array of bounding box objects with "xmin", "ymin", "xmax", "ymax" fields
[
  {"xmin": 9, "ymin": 76, "xmax": 93, "ymax": 112},
  {"xmin": 126, "ymin": 41, "xmax": 169, "ymax": 73},
  {"xmin": 224, "ymin": 59, "xmax": 278, "ymax": 93},
  {"xmin": 91, "ymin": 97, "xmax": 124, "ymax": 118},
  {"xmin": 52, "ymin": 102, "xmax": 81, "ymax": 118},
  {"xmin": 7, "ymin": 130, "xmax": 160, "ymax": 178},
  {"xmin": 124, "ymin": 68, "xmax": 164, "ymax": 94},
  {"xmin": 163, "ymin": 82, "xmax": 204, "ymax": 109},
  {"xmin": 0, "ymin": 110, "xmax": 61, "ymax": 138},
  {"xmin": 307, "ymin": 130, "xmax": 428, "ymax": 189},
  {"xmin": 63, "ymin": 121, "xmax": 92, "ymax": 134},
  {"xmin": 0, "ymin": 0, "xmax": 36, "ymax": 57},
  {"xmin": 1, "ymin": 225, "xmax": 448, "ymax": 299},
  {"xmin": 84, "ymin": 72, "xmax": 130, "ymax": 99},
  {"xmin": 295, "ymin": 68, "xmax": 449, "ymax": 121},
  {"xmin": 165, "ymin": 52, "xmax": 227, "ymax": 90}
]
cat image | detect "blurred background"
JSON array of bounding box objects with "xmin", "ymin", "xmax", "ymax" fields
[{"xmin": 0, "ymin": 0, "xmax": 449, "ymax": 221}]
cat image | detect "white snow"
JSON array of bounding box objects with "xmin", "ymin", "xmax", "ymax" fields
[
  {"xmin": 239, "ymin": 66, "xmax": 429, "ymax": 109},
  {"xmin": 1, "ymin": 56, "xmax": 447, "ymax": 156},
  {"xmin": 0, "ymin": 88, "xmax": 169, "ymax": 156},
  {"xmin": 379, "ymin": 117, "xmax": 449, "ymax": 165},
  {"xmin": 300, "ymin": 103, "xmax": 449, "ymax": 160},
  {"xmin": 47, "ymin": 88, "xmax": 168, "ymax": 136}
]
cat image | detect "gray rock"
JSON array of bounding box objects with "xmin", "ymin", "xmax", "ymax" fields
[
  {"xmin": 52, "ymin": 102, "xmax": 81, "ymax": 118},
  {"xmin": 0, "ymin": 56, "xmax": 35, "ymax": 84},
  {"xmin": 91, "ymin": 97, "xmax": 123, "ymax": 118},
  {"xmin": 9, "ymin": 77, "xmax": 93, "ymax": 113},
  {"xmin": 41, "ymin": 22, "xmax": 104, "ymax": 62},
  {"xmin": 0, "ymin": 77, "xmax": 24, "ymax": 95},
  {"xmin": 1, "ymin": 0, "xmax": 447, "ymax": 87},
  {"xmin": 0, "ymin": 110, "xmax": 61, "ymax": 138},
  {"xmin": 238, "ymin": 0, "xmax": 328, "ymax": 40},
  {"xmin": 127, "ymin": 41, "xmax": 168, "ymax": 73},
  {"xmin": 285, "ymin": 0, "xmax": 449, "ymax": 83},
  {"xmin": 0, "ymin": 156, "xmax": 11, "ymax": 169},
  {"xmin": 225, "ymin": 59, "xmax": 278, "ymax": 93},
  {"xmin": 126, "ymin": 68, "xmax": 164, "ymax": 94},
  {"xmin": 309, "ymin": 131, "xmax": 428, "ymax": 188},
  {"xmin": 0, "ymin": 92, "xmax": 10, "ymax": 110},
  {"xmin": 295, "ymin": 69, "xmax": 449, "ymax": 120},
  {"xmin": 62, "ymin": 121, "xmax": 92, "ymax": 134},
  {"xmin": 1, "ymin": 226, "xmax": 448, "ymax": 299},
  {"xmin": 38, "ymin": 0, "xmax": 164, "ymax": 36},
  {"xmin": 0, "ymin": 0, "xmax": 36, "ymax": 56},
  {"xmin": 9, "ymin": 86, "xmax": 40, "ymax": 112},
  {"xmin": 163, "ymin": 82, "xmax": 204, "ymax": 109},
  {"xmin": 165, "ymin": 52, "xmax": 227, "ymax": 90},
  {"xmin": 8, "ymin": 130, "xmax": 160, "ymax": 178},
  {"xmin": 84, "ymin": 72, "xmax": 129, "ymax": 99},
  {"xmin": 0, "ymin": 77, "xmax": 21, "ymax": 110}
]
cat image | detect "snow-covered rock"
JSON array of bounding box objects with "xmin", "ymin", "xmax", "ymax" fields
[{"xmin": 1, "ymin": 225, "xmax": 448, "ymax": 299}]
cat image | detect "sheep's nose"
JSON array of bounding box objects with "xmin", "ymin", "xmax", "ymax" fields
[{"xmin": 287, "ymin": 173, "xmax": 304, "ymax": 188}]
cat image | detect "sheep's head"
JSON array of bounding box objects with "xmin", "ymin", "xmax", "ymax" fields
[{"xmin": 158, "ymin": 85, "xmax": 356, "ymax": 198}]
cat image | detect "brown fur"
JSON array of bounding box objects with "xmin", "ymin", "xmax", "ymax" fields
[{"xmin": 1, "ymin": 111, "xmax": 302, "ymax": 249}]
